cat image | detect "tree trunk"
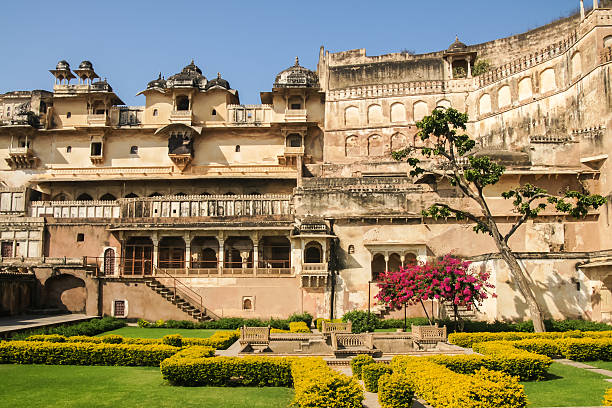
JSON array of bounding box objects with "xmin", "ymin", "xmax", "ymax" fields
[{"xmin": 497, "ymin": 246, "xmax": 546, "ymax": 332}]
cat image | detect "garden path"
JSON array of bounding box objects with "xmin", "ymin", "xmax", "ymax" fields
[
  {"xmin": 0, "ymin": 314, "xmax": 96, "ymax": 336},
  {"xmin": 556, "ymin": 359, "xmax": 612, "ymax": 381}
]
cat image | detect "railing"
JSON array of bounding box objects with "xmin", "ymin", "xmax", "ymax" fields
[
  {"xmin": 322, "ymin": 321, "xmax": 352, "ymax": 335},
  {"xmin": 227, "ymin": 104, "xmax": 272, "ymax": 124},
  {"xmin": 153, "ymin": 264, "xmax": 204, "ymax": 317},
  {"xmin": 332, "ymin": 333, "xmax": 373, "ymax": 350},
  {"xmin": 302, "ymin": 262, "xmax": 328, "ymax": 274},
  {"xmin": 170, "ymin": 110, "xmax": 193, "ymax": 124},
  {"xmin": 31, "ymin": 200, "xmax": 120, "ymax": 218},
  {"xmin": 239, "ymin": 326, "xmax": 270, "ymax": 346},
  {"xmin": 87, "ymin": 114, "xmax": 109, "ymax": 126},
  {"xmin": 284, "ymin": 109, "xmax": 307, "ymax": 122},
  {"xmin": 411, "ymin": 324, "xmax": 447, "ymax": 343}
]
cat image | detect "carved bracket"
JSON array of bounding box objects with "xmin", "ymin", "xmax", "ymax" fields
[{"xmin": 169, "ymin": 154, "xmax": 193, "ymax": 172}]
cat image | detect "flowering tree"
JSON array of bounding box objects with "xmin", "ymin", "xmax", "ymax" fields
[{"xmin": 374, "ymin": 255, "xmax": 495, "ymax": 328}]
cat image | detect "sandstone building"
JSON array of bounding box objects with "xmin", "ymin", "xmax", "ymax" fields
[{"xmin": 1, "ymin": 1, "xmax": 612, "ymax": 323}]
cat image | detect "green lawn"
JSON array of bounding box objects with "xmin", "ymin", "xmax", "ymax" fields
[
  {"xmin": 522, "ymin": 362, "xmax": 610, "ymax": 407},
  {"xmin": 587, "ymin": 360, "xmax": 612, "ymax": 371},
  {"xmin": 0, "ymin": 365, "xmax": 293, "ymax": 408},
  {"xmin": 97, "ymin": 327, "xmax": 223, "ymax": 339}
]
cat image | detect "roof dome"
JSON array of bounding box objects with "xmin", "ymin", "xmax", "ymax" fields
[
  {"xmin": 56, "ymin": 60, "xmax": 70, "ymax": 70},
  {"xmin": 274, "ymin": 57, "xmax": 319, "ymax": 88},
  {"xmin": 447, "ymin": 37, "xmax": 468, "ymax": 52},
  {"xmin": 147, "ymin": 73, "xmax": 167, "ymax": 90},
  {"xmin": 205, "ymin": 72, "xmax": 230, "ymax": 90},
  {"xmin": 78, "ymin": 60, "xmax": 93, "ymax": 70},
  {"xmin": 167, "ymin": 60, "xmax": 206, "ymax": 88}
]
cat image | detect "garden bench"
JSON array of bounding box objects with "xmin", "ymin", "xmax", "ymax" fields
[
  {"xmin": 239, "ymin": 326, "xmax": 271, "ymax": 352},
  {"xmin": 411, "ymin": 324, "xmax": 447, "ymax": 350}
]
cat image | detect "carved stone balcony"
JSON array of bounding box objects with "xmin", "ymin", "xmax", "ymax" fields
[
  {"xmin": 87, "ymin": 114, "xmax": 109, "ymax": 127},
  {"xmin": 169, "ymin": 110, "xmax": 193, "ymax": 125},
  {"xmin": 301, "ymin": 262, "xmax": 328, "ymax": 288},
  {"xmin": 6, "ymin": 147, "xmax": 38, "ymax": 169},
  {"xmin": 284, "ymin": 109, "xmax": 307, "ymax": 123},
  {"xmin": 228, "ymin": 105, "xmax": 272, "ymax": 125},
  {"xmin": 90, "ymin": 155, "xmax": 104, "ymax": 165}
]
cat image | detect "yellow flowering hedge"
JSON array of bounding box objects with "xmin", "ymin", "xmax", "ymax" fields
[
  {"xmin": 603, "ymin": 387, "xmax": 612, "ymax": 406},
  {"xmin": 291, "ymin": 357, "xmax": 364, "ymax": 408},
  {"xmin": 0, "ymin": 340, "xmax": 179, "ymax": 366},
  {"xmin": 466, "ymin": 341, "xmax": 552, "ymax": 380},
  {"xmin": 289, "ymin": 321, "xmax": 312, "ymax": 333},
  {"xmin": 391, "ymin": 356, "xmax": 528, "ymax": 408},
  {"xmin": 377, "ymin": 372, "xmax": 415, "ymax": 408},
  {"xmin": 448, "ymin": 330, "xmax": 612, "ymax": 348}
]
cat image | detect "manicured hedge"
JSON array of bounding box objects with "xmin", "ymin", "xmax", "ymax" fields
[
  {"xmin": 0, "ymin": 340, "xmax": 179, "ymax": 366},
  {"xmin": 350, "ymin": 354, "xmax": 375, "ymax": 379},
  {"xmin": 291, "ymin": 357, "xmax": 363, "ymax": 408},
  {"xmin": 378, "ymin": 373, "xmax": 415, "ymax": 408},
  {"xmin": 161, "ymin": 355, "xmax": 293, "ymax": 387},
  {"xmin": 391, "ymin": 356, "xmax": 528, "ymax": 408},
  {"xmin": 362, "ymin": 363, "xmax": 392, "ymax": 392},
  {"xmin": 25, "ymin": 331, "xmax": 238, "ymax": 350},
  {"xmin": 10, "ymin": 316, "xmax": 126, "ymax": 340},
  {"xmin": 557, "ymin": 338, "xmax": 612, "ymax": 361},
  {"xmin": 448, "ymin": 330, "xmax": 612, "ymax": 348},
  {"xmin": 433, "ymin": 343, "xmax": 552, "ymax": 381},
  {"xmin": 604, "ymin": 387, "xmax": 612, "ymax": 406},
  {"xmin": 138, "ymin": 312, "xmax": 313, "ymax": 331},
  {"xmin": 289, "ymin": 322, "xmax": 311, "ymax": 333}
]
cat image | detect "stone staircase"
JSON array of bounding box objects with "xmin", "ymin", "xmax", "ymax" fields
[{"xmin": 144, "ymin": 275, "xmax": 218, "ymax": 322}]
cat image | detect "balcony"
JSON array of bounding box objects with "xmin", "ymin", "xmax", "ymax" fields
[
  {"xmin": 169, "ymin": 110, "xmax": 193, "ymax": 125},
  {"xmin": 228, "ymin": 105, "xmax": 272, "ymax": 125},
  {"xmin": 31, "ymin": 200, "xmax": 120, "ymax": 219},
  {"xmin": 6, "ymin": 147, "xmax": 38, "ymax": 169},
  {"xmin": 87, "ymin": 114, "xmax": 109, "ymax": 127},
  {"xmin": 301, "ymin": 262, "xmax": 328, "ymax": 288},
  {"xmin": 284, "ymin": 109, "xmax": 307, "ymax": 123}
]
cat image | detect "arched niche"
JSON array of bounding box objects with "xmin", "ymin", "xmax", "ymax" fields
[
  {"xmin": 540, "ymin": 68, "xmax": 556, "ymax": 94},
  {"xmin": 478, "ymin": 94, "xmax": 492, "ymax": 115},
  {"xmin": 518, "ymin": 77, "xmax": 533, "ymax": 101},
  {"xmin": 391, "ymin": 133, "xmax": 407, "ymax": 151},
  {"xmin": 413, "ymin": 101, "xmax": 428, "ymax": 122},
  {"xmin": 367, "ymin": 104, "xmax": 383, "ymax": 124},
  {"xmin": 390, "ymin": 102, "xmax": 406, "ymax": 122},
  {"xmin": 498, "ymin": 85, "xmax": 512, "ymax": 108},
  {"xmin": 344, "ymin": 106, "xmax": 359, "ymax": 126},
  {"xmin": 368, "ymin": 135, "xmax": 383, "ymax": 156},
  {"xmin": 571, "ymin": 52, "xmax": 582, "ymax": 80},
  {"xmin": 436, "ymin": 99, "xmax": 451, "ymax": 109},
  {"xmin": 345, "ymin": 135, "xmax": 360, "ymax": 157}
]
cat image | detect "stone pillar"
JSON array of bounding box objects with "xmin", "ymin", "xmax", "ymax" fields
[
  {"xmin": 467, "ymin": 57, "xmax": 472, "ymax": 78},
  {"xmin": 296, "ymin": 155, "xmax": 303, "ymax": 188},
  {"xmin": 384, "ymin": 255, "xmax": 389, "ymax": 273},
  {"xmin": 594, "ymin": 0, "xmax": 599, "ymax": 9},
  {"xmin": 448, "ymin": 56, "xmax": 454, "ymax": 79},
  {"xmin": 253, "ymin": 238, "xmax": 259, "ymax": 275},
  {"xmin": 581, "ymin": 0, "xmax": 585, "ymax": 20},
  {"xmin": 185, "ymin": 235, "xmax": 191, "ymax": 272},
  {"xmin": 218, "ymin": 238, "xmax": 224, "ymax": 275},
  {"xmin": 152, "ymin": 236, "xmax": 159, "ymax": 271}
]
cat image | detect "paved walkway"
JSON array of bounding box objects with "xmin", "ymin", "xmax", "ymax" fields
[{"xmin": 0, "ymin": 314, "xmax": 97, "ymax": 335}]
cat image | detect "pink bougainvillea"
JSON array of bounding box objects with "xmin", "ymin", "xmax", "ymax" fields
[{"xmin": 374, "ymin": 254, "xmax": 495, "ymax": 318}]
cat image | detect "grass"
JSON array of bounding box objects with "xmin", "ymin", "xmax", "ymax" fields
[
  {"xmin": 0, "ymin": 364, "xmax": 294, "ymax": 408},
  {"xmin": 587, "ymin": 360, "xmax": 612, "ymax": 371},
  {"xmin": 97, "ymin": 327, "xmax": 223, "ymax": 339},
  {"xmin": 522, "ymin": 362, "xmax": 610, "ymax": 407}
]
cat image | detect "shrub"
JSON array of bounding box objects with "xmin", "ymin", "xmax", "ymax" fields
[
  {"xmin": 100, "ymin": 334, "xmax": 123, "ymax": 344},
  {"xmin": 511, "ymin": 338, "xmax": 561, "ymax": 358},
  {"xmin": 170, "ymin": 345, "xmax": 215, "ymax": 359},
  {"xmin": 350, "ymin": 354, "xmax": 375, "ymax": 379},
  {"xmin": 342, "ymin": 311, "xmax": 378, "ymax": 333},
  {"xmin": 0, "ymin": 341, "xmax": 179, "ymax": 366},
  {"xmin": 288, "ymin": 312, "xmax": 313, "ymax": 328},
  {"xmin": 603, "ymin": 387, "xmax": 612, "ymax": 406},
  {"xmin": 162, "ymin": 334, "xmax": 183, "ymax": 348},
  {"xmin": 291, "ymin": 357, "xmax": 363, "ymax": 408},
  {"xmin": 362, "ymin": 363, "xmax": 392, "ymax": 392},
  {"xmin": 472, "ymin": 59, "xmax": 491, "ymax": 76},
  {"xmin": 183, "ymin": 331, "xmax": 238, "ymax": 350},
  {"xmin": 10, "ymin": 316, "xmax": 126, "ymax": 340},
  {"xmin": 137, "ymin": 319, "xmax": 151, "ymax": 328},
  {"xmin": 391, "ymin": 356, "xmax": 528, "ymax": 408},
  {"xmin": 470, "ymin": 341, "xmax": 552, "ymax": 380},
  {"xmin": 376, "ymin": 318, "xmax": 428, "ymax": 330},
  {"xmin": 448, "ymin": 330, "xmax": 594, "ymax": 348},
  {"xmin": 26, "ymin": 334, "xmax": 66, "ymax": 343},
  {"xmin": 289, "ymin": 322, "xmax": 311, "ymax": 333},
  {"xmin": 164, "ymin": 319, "xmax": 195, "ymax": 329},
  {"xmin": 558, "ymin": 338, "xmax": 612, "ymax": 361},
  {"xmin": 378, "ymin": 373, "xmax": 414, "ymax": 408},
  {"xmin": 161, "ymin": 355, "xmax": 293, "ymax": 387}
]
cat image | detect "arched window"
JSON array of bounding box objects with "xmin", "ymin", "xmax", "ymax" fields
[
  {"xmin": 76, "ymin": 193, "xmax": 93, "ymax": 201},
  {"xmin": 176, "ymin": 95, "xmax": 189, "ymax": 111},
  {"xmin": 348, "ymin": 245, "xmax": 355, "ymax": 254},
  {"xmin": 66, "ymin": 146, "xmax": 72, "ymax": 153},
  {"xmin": 367, "ymin": 104, "xmax": 383, "ymax": 124},
  {"xmin": 243, "ymin": 298, "xmax": 253, "ymax": 310},
  {"xmin": 148, "ymin": 192, "xmax": 162, "ymax": 197},
  {"xmin": 66, "ymin": 112, "xmax": 72, "ymax": 118},
  {"xmin": 571, "ymin": 52, "xmax": 582, "ymax": 80},
  {"xmin": 130, "ymin": 146, "xmax": 138, "ymax": 154},
  {"xmin": 371, "ymin": 254, "xmax": 386, "ymax": 281},
  {"xmin": 344, "ymin": 106, "xmax": 359, "ymax": 126},
  {"xmin": 413, "ymin": 101, "xmax": 428, "ymax": 122},
  {"xmin": 345, "ymin": 135, "xmax": 359, "ymax": 157},
  {"xmin": 540, "ymin": 68, "xmax": 556, "ymax": 94},
  {"xmin": 605, "ymin": 35, "xmax": 612, "ymax": 49},
  {"xmin": 124, "ymin": 193, "xmax": 139, "ymax": 198},
  {"xmin": 158, "ymin": 237, "xmax": 186, "ymax": 269},
  {"xmin": 153, "ymin": 109, "xmax": 158, "ymax": 116},
  {"xmin": 498, "ymin": 85, "xmax": 511, "ymax": 108},
  {"xmin": 286, "ymin": 134, "xmax": 302, "ymax": 147},
  {"xmin": 391, "ymin": 133, "xmax": 406, "ymax": 151},
  {"xmin": 478, "ymin": 94, "xmax": 492, "ymax": 115},
  {"xmin": 100, "ymin": 193, "xmax": 116, "ymax": 201},
  {"xmin": 518, "ymin": 77, "xmax": 533, "ymax": 101},
  {"xmin": 304, "ymin": 242, "xmax": 322, "ymax": 263},
  {"xmin": 104, "ymin": 248, "xmax": 115, "ymax": 275},
  {"xmin": 235, "ymin": 145, "xmax": 240, "ymax": 152},
  {"xmin": 212, "ymin": 109, "xmax": 217, "ymax": 116}
]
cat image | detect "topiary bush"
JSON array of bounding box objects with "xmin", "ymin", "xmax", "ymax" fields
[
  {"xmin": 362, "ymin": 363, "xmax": 392, "ymax": 392},
  {"xmin": 350, "ymin": 354, "xmax": 375, "ymax": 379},
  {"xmin": 342, "ymin": 310, "xmax": 378, "ymax": 333},
  {"xmin": 378, "ymin": 373, "xmax": 414, "ymax": 408}
]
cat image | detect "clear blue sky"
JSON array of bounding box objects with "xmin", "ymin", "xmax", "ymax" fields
[{"xmin": 0, "ymin": 0, "xmax": 582, "ymax": 105}]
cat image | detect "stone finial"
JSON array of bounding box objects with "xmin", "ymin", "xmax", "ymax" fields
[
  {"xmin": 295, "ymin": 56, "xmax": 299, "ymax": 66},
  {"xmin": 580, "ymin": 0, "xmax": 585, "ymax": 20},
  {"xmin": 594, "ymin": 0, "xmax": 599, "ymax": 9},
  {"xmin": 158, "ymin": 72, "xmax": 162, "ymax": 80},
  {"xmin": 217, "ymin": 72, "xmax": 221, "ymax": 79}
]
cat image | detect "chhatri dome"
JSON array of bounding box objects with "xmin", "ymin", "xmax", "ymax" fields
[{"xmin": 274, "ymin": 57, "xmax": 319, "ymax": 88}]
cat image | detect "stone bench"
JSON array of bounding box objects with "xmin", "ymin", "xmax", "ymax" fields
[
  {"xmin": 321, "ymin": 321, "xmax": 352, "ymax": 336},
  {"xmin": 411, "ymin": 324, "xmax": 447, "ymax": 350},
  {"xmin": 331, "ymin": 332, "xmax": 378, "ymax": 357}
]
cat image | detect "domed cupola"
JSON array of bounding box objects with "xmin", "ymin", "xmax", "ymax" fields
[
  {"xmin": 447, "ymin": 36, "xmax": 468, "ymax": 53},
  {"xmin": 166, "ymin": 60, "xmax": 207, "ymax": 88},
  {"xmin": 274, "ymin": 57, "xmax": 319, "ymax": 88},
  {"xmin": 50, "ymin": 60, "xmax": 76, "ymax": 84},
  {"xmin": 74, "ymin": 60, "xmax": 99, "ymax": 84},
  {"xmin": 56, "ymin": 60, "xmax": 70, "ymax": 70},
  {"xmin": 78, "ymin": 60, "xmax": 93, "ymax": 70},
  {"xmin": 205, "ymin": 72, "xmax": 231, "ymax": 91},
  {"xmin": 147, "ymin": 73, "xmax": 167, "ymax": 90}
]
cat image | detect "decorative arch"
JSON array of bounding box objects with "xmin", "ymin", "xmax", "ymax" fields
[
  {"xmin": 304, "ymin": 241, "xmax": 323, "ymax": 264},
  {"xmin": 344, "ymin": 106, "xmax": 359, "ymax": 126},
  {"xmin": 478, "ymin": 94, "xmax": 492, "ymax": 115},
  {"xmin": 390, "ymin": 102, "xmax": 406, "ymax": 122},
  {"xmin": 44, "ymin": 274, "xmax": 86, "ymax": 313},
  {"xmin": 124, "ymin": 193, "xmax": 139, "ymax": 198},
  {"xmin": 436, "ymin": 99, "xmax": 451, "ymax": 109},
  {"xmin": 345, "ymin": 135, "xmax": 360, "ymax": 157},
  {"xmin": 371, "ymin": 253, "xmax": 386, "ymax": 281},
  {"xmin": 391, "ymin": 133, "xmax": 407, "ymax": 151},
  {"xmin": 52, "ymin": 193, "xmax": 70, "ymax": 201},
  {"xmin": 367, "ymin": 104, "xmax": 383, "ymax": 124},
  {"xmin": 518, "ymin": 77, "xmax": 533, "ymax": 101},
  {"xmin": 367, "ymin": 134, "xmax": 383, "ymax": 156},
  {"xmin": 498, "ymin": 85, "xmax": 512, "ymax": 108},
  {"xmin": 99, "ymin": 193, "xmax": 116, "ymax": 201},
  {"xmin": 604, "ymin": 35, "xmax": 612, "ymax": 48},
  {"xmin": 413, "ymin": 101, "xmax": 428, "ymax": 122},
  {"xmin": 388, "ymin": 253, "xmax": 402, "ymax": 272},
  {"xmin": 540, "ymin": 68, "xmax": 556, "ymax": 93},
  {"xmin": 76, "ymin": 193, "xmax": 93, "ymax": 201},
  {"xmin": 571, "ymin": 52, "xmax": 582, "ymax": 79}
]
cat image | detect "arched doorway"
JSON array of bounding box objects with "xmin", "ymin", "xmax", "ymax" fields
[
  {"xmin": 371, "ymin": 254, "xmax": 386, "ymax": 281},
  {"xmin": 44, "ymin": 274, "xmax": 86, "ymax": 312},
  {"xmin": 224, "ymin": 237, "xmax": 253, "ymax": 271},
  {"xmin": 123, "ymin": 237, "xmax": 153, "ymax": 275},
  {"xmin": 159, "ymin": 237, "xmax": 186, "ymax": 270},
  {"xmin": 259, "ymin": 236, "xmax": 291, "ymax": 271},
  {"xmin": 388, "ymin": 253, "xmax": 402, "ymax": 272},
  {"xmin": 190, "ymin": 237, "xmax": 219, "ymax": 269},
  {"xmin": 104, "ymin": 248, "xmax": 115, "ymax": 275}
]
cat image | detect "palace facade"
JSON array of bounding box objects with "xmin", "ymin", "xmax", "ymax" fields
[{"xmin": 2, "ymin": 1, "xmax": 612, "ymax": 323}]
